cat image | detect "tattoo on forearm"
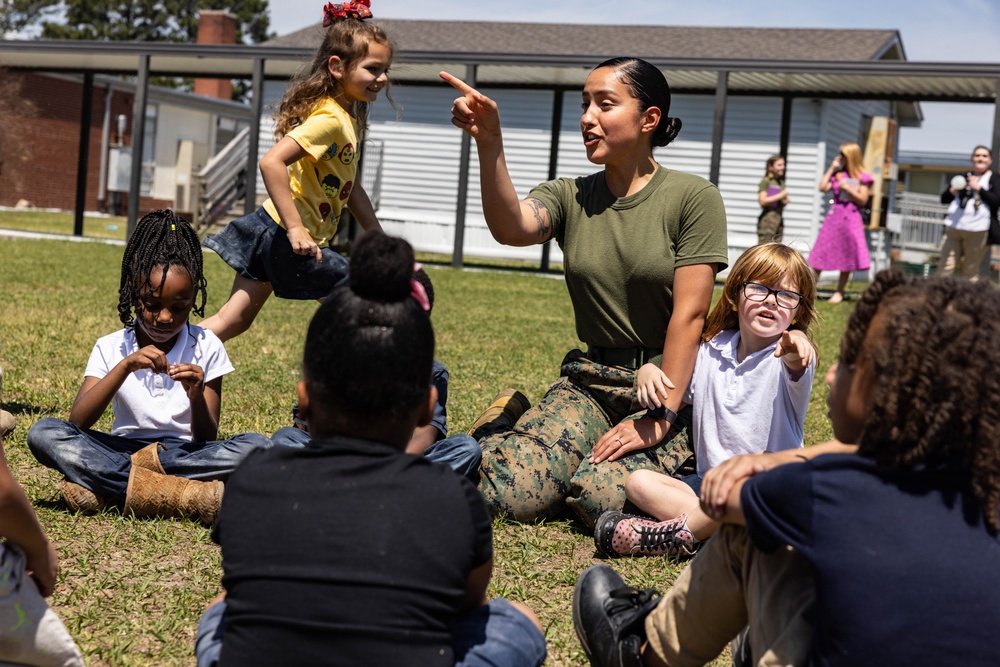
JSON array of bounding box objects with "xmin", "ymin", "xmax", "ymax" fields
[{"xmin": 526, "ymin": 198, "xmax": 550, "ymax": 238}]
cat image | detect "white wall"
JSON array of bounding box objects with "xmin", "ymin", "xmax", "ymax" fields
[
  {"xmin": 151, "ymin": 103, "xmax": 215, "ymax": 202},
  {"xmin": 250, "ymin": 80, "xmax": 885, "ymax": 266}
]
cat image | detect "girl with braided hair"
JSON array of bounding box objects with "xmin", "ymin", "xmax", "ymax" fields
[
  {"xmin": 28, "ymin": 210, "xmax": 269, "ymax": 524},
  {"xmin": 574, "ymin": 270, "xmax": 1000, "ymax": 667},
  {"xmin": 202, "ymin": 0, "xmax": 389, "ymax": 342}
]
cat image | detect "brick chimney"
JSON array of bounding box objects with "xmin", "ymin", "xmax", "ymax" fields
[{"xmin": 194, "ymin": 10, "xmax": 238, "ymax": 100}]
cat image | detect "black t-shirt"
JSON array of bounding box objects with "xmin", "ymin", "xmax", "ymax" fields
[
  {"xmin": 742, "ymin": 453, "xmax": 1000, "ymax": 667},
  {"xmin": 213, "ymin": 434, "xmax": 493, "ymax": 666}
]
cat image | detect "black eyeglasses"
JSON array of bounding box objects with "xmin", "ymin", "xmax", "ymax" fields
[{"xmin": 741, "ymin": 281, "xmax": 803, "ymax": 309}]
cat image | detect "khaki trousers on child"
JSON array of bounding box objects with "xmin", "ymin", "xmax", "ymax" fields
[
  {"xmin": 0, "ymin": 543, "xmax": 84, "ymax": 667},
  {"xmin": 644, "ymin": 524, "xmax": 815, "ymax": 667}
]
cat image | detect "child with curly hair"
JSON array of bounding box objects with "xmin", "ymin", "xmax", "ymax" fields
[
  {"xmin": 202, "ymin": 0, "xmax": 389, "ymax": 341},
  {"xmin": 575, "ymin": 270, "xmax": 1000, "ymax": 667}
]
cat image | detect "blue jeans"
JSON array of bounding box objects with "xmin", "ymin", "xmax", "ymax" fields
[
  {"xmin": 271, "ymin": 427, "xmax": 482, "ymax": 482},
  {"xmin": 195, "ymin": 597, "xmax": 546, "ymax": 667},
  {"xmin": 27, "ymin": 417, "xmax": 271, "ymax": 503},
  {"xmin": 679, "ymin": 473, "xmax": 703, "ymax": 496}
]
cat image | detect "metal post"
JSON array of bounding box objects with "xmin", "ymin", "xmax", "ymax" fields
[
  {"xmin": 73, "ymin": 72, "xmax": 94, "ymax": 236},
  {"xmin": 127, "ymin": 55, "xmax": 150, "ymax": 238},
  {"xmin": 451, "ymin": 64, "xmax": 477, "ymax": 268},
  {"xmin": 97, "ymin": 82, "xmax": 113, "ymax": 212},
  {"xmin": 245, "ymin": 58, "xmax": 264, "ymax": 215},
  {"xmin": 779, "ymin": 96, "xmax": 793, "ymax": 159},
  {"xmin": 993, "ymin": 78, "xmax": 1000, "ymax": 162},
  {"xmin": 984, "ymin": 77, "xmax": 1000, "ymax": 280},
  {"xmin": 540, "ymin": 89, "xmax": 564, "ymax": 272},
  {"xmin": 708, "ymin": 70, "xmax": 729, "ymax": 186}
]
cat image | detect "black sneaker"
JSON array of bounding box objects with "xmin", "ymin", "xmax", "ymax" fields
[{"xmin": 573, "ymin": 564, "xmax": 661, "ymax": 667}]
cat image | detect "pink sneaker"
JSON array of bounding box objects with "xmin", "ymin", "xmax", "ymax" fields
[{"xmin": 594, "ymin": 511, "xmax": 697, "ymax": 559}]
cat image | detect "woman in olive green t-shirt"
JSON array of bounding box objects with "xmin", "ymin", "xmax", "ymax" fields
[{"xmin": 442, "ymin": 58, "xmax": 729, "ymax": 527}]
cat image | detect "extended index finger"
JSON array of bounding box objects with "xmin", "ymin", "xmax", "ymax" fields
[{"xmin": 440, "ymin": 71, "xmax": 476, "ymax": 95}]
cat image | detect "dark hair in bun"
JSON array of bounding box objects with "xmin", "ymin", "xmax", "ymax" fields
[
  {"xmin": 302, "ymin": 231, "xmax": 434, "ymax": 420},
  {"xmin": 412, "ymin": 268, "xmax": 434, "ymax": 314},
  {"xmin": 595, "ymin": 57, "xmax": 682, "ymax": 148}
]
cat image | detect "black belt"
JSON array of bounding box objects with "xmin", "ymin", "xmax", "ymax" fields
[{"xmin": 586, "ymin": 345, "xmax": 661, "ymax": 370}]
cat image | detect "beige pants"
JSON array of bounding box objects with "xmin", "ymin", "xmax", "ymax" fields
[
  {"xmin": 937, "ymin": 227, "xmax": 989, "ymax": 281},
  {"xmin": 643, "ymin": 525, "xmax": 814, "ymax": 667},
  {"xmin": 0, "ymin": 544, "xmax": 84, "ymax": 667}
]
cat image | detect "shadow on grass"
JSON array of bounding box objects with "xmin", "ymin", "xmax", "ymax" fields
[{"xmin": 4, "ymin": 400, "xmax": 56, "ymax": 417}]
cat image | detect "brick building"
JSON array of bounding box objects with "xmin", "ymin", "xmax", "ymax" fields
[
  {"xmin": 0, "ymin": 11, "xmax": 249, "ymax": 215},
  {"xmin": 0, "ymin": 71, "xmax": 150, "ymax": 211}
]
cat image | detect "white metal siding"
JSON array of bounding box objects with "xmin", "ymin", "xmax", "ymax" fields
[
  {"xmin": 255, "ymin": 80, "xmax": 878, "ymax": 267},
  {"xmin": 371, "ymin": 85, "xmax": 559, "ymax": 262}
]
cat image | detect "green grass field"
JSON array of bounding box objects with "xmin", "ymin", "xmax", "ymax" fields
[{"xmin": 0, "ymin": 221, "xmax": 853, "ymax": 666}]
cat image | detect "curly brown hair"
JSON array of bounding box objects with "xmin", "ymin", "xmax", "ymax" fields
[
  {"xmin": 273, "ymin": 19, "xmax": 394, "ymax": 139},
  {"xmin": 845, "ymin": 270, "xmax": 1000, "ymax": 532},
  {"xmin": 702, "ymin": 242, "xmax": 817, "ymax": 344}
]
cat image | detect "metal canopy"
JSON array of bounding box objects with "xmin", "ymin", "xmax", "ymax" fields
[
  {"xmin": 4, "ymin": 37, "xmax": 1000, "ymax": 253},
  {"xmin": 3, "ymin": 40, "xmax": 1000, "ymax": 103},
  {"xmin": 1, "ymin": 40, "xmax": 307, "ymax": 78}
]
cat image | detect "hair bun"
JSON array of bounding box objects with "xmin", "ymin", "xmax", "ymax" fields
[
  {"xmin": 348, "ymin": 231, "xmax": 415, "ymax": 302},
  {"xmin": 656, "ymin": 116, "xmax": 682, "ymax": 148}
]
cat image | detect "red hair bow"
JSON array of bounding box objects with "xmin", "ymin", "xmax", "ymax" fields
[{"xmin": 322, "ymin": 0, "xmax": 373, "ymax": 25}]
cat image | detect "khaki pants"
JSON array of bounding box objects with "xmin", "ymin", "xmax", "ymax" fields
[
  {"xmin": 0, "ymin": 544, "xmax": 84, "ymax": 667},
  {"xmin": 937, "ymin": 227, "xmax": 989, "ymax": 281},
  {"xmin": 757, "ymin": 210, "xmax": 784, "ymax": 245},
  {"xmin": 644, "ymin": 525, "xmax": 814, "ymax": 667}
]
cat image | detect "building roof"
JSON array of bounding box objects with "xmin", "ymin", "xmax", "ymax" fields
[
  {"xmin": 897, "ymin": 150, "xmax": 974, "ymax": 169},
  {"xmin": 268, "ymin": 20, "xmax": 903, "ymax": 63},
  {"xmin": 1, "ymin": 20, "xmax": 996, "ymax": 119}
]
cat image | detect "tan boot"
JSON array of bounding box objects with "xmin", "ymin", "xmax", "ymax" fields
[
  {"xmin": 0, "ymin": 410, "xmax": 14, "ymax": 441},
  {"xmin": 60, "ymin": 480, "xmax": 108, "ymax": 512},
  {"xmin": 124, "ymin": 463, "xmax": 223, "ymax": 525},
  {"xmin": 467, "ymin": 388, "xmax": 531, "ymax": 435},
  {"xmin": 131, "ymin": 442, "xmax": 167, "ymax": 473},
  {"xmin": 0, "ymin": 367, "xmax": 13, "ymax": 441}
]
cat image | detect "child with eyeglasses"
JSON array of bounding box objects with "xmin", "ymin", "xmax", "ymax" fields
[{"xmin": 592, "ymin": 243, "xmax": 817, "ymax": 558}]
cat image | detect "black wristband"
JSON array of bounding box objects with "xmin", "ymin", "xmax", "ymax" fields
[{"xmin": 645, "ymin": 405, "xmax": 678, "ymax": 423}]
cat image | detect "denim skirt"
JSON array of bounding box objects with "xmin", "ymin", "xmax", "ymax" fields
[{"xmin": 203, "ymin": 207, "xmax": 349, "ymax": 300}]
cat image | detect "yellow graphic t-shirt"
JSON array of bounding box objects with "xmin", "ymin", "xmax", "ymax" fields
[{"xmin": 263, "ymin": 98, "xmax": 360, "ymax": 248}]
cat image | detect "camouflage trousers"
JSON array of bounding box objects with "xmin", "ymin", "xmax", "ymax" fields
[
  {"xmin": 475, "ymin": 349, "xmax": 693, "ymax": 529},
  {"xmin": 757, "ymin": 210, "xmax": 784, "ymax": 244}
]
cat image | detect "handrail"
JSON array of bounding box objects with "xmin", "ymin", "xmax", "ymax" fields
[{"xmin": 193, "ymin": 127, "xmax": 250, "ymax": 233}]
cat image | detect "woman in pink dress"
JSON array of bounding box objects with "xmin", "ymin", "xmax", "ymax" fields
[{"xmin": 809, "ymin": 142, "xmax": 872, "ymax": 303}]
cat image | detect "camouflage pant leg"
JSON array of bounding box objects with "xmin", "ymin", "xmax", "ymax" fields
[
  {"xmin": 565, "ymin": 405, "xmax": 694, "ymax": 529},
  {"xmin": 477, "ymin": 374, "xmax": 612, "ymax": 522},
  {"xmin": 757, "ymin": 210, "xmax": 784, "ymax": 244}
]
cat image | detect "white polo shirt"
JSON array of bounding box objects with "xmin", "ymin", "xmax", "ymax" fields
[
  {"xmin": 683, "ymin": 328, "xmax": 815, "ymax": 477},
  {"xmin": 945, "ymin": 171, "xmax": 993, "ymax": 232},
  {"xmin": 84, "ymin": 325, "xmax": 233, "ymax": 441}
]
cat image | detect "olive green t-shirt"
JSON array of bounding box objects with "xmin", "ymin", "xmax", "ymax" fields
[{"xmin": 529, "ymin": 167, "xmax": 729, "ymax": 350}]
